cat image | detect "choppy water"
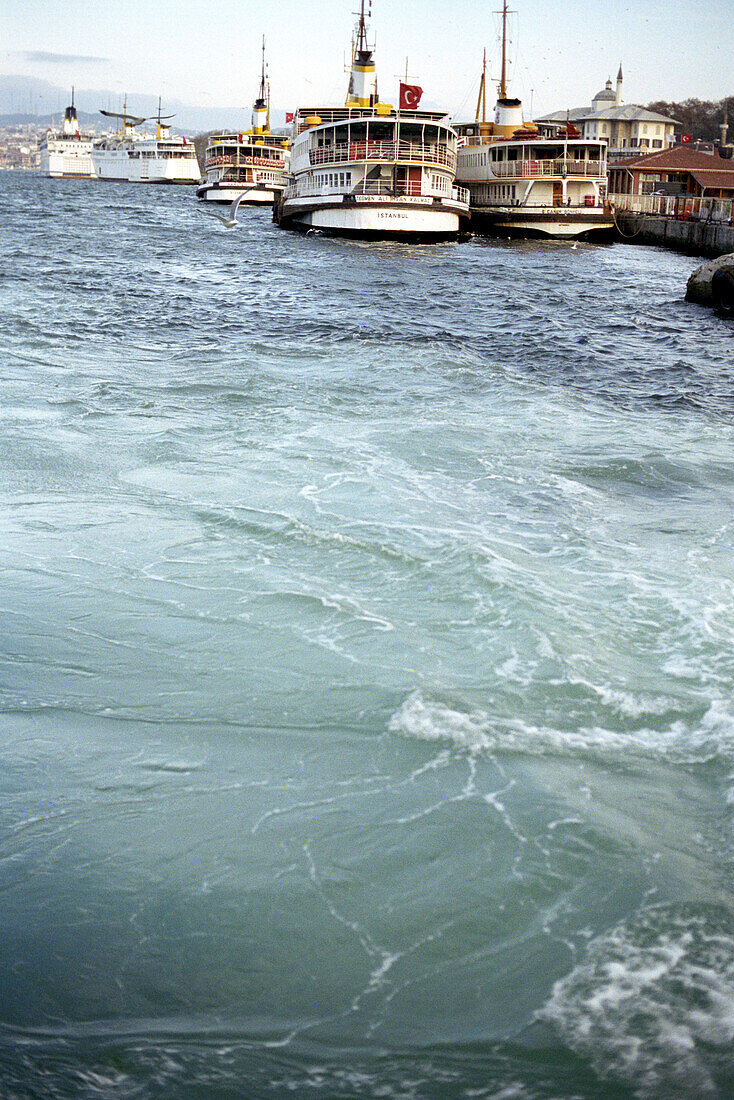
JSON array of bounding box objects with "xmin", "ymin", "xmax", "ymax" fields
[{"xmin": 1, "ymin": 171, "xmax": 734, "ymax": 1099}]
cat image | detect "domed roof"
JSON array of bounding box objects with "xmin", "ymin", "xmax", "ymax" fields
[{"xmin": 592, "ymin": 78, "xmax": 616, "ymax": 105}]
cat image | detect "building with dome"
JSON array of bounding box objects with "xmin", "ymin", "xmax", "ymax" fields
[{"xmin": 535, "ymin": 67, "xmax": 678, "ymax": 161}]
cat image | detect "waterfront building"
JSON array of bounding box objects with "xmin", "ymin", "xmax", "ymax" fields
[
  {"xmin": 608, "ymin": 143, "xmax": 734, "ymax": 198},
  {"xmin": 535, "ymin": 68, "xmax": 678, "ymax": 161}
]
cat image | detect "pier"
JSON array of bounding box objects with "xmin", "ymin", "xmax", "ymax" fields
[{"xmin": 610, "ymin": 193, "xmax": 734, "ymax": 257}]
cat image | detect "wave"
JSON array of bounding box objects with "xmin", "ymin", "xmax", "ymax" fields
[
  {"xmin": 537, "ymin": 902, "xmax": 734, "ymax": 1098},
  {"xmin": 388, "ymin": 689, "xmax": 734, "ymax": 765}
]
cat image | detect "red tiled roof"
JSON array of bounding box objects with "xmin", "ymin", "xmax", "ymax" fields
[
  {"xmin": 613, "ymin": 145, "xmax": 734, "ymax": 172},
  {"xmin": 689, "ymin": 170, "xmax": 734, "ymax": 191}
]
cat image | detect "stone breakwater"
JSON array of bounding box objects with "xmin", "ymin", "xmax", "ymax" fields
[
  {"xmin": 615, "ymin": 211, "xmax": 734, "ymax": 258},
  {"xmin": 686, "ymin": 252, "xmax": 734, "ymax": 311}
]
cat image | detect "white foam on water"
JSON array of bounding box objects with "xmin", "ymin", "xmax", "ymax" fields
[
  {"xmin": 388, "ymin": 690, "xmax": 734, "ymax": 766},
  {"xmin": 536, "ymin": 904, "xmax": 734, "ymax": 1097}
]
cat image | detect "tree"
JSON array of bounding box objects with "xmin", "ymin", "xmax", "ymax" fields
[{"xmin": 646, "ymin": 97, "xmax": 733, "ymax": 143}]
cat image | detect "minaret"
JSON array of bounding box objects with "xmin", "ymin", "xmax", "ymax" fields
[
  {"xmin": 346, "ymin": 0, "xmax": 377, "ymax": 108},
  {"xmin": 252, "ymin": 37, "xmax": 269, "ymax": 135},
  {"xmin": 615, "ymin": 64, "xmax": 623, "ymax": 106},
  {"xmin": 62, "ymin": 87, "xmax": 80, "ymax": 136},
  {"xmin": 720, "ymin": 102, "xmax": 729, "ymax": 149}
]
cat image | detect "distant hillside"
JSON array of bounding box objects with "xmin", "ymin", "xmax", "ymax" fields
[
  {"xmin": 646, "ymin": 96, "xmax": 733, "ymax": 142},
  {"xmin": 0, "ymin": 74, "xmax": 288, "ymax": 134}
]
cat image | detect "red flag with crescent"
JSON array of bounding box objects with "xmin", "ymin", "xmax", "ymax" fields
[
  {"xmin": 399, "ymin": 82, "xmax": 423, "ymax": 110},
  {"xmin": 285, "ymin": 111, "xmax": 294, "ymax": 123}
]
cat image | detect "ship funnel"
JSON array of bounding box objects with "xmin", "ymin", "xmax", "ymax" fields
[
  {"xmin": 253, "ymin": 37, "xmax": 269, "ymax": 134},
  {"xmin": 346, "ymin": 0, "xmax": 377, "ymax": 107},
  {"xmin": 63, "ymin": 87, "xmax": 80, "ymax": 135}
]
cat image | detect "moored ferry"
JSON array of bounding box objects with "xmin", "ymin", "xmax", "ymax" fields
[
  {"xmin": 197, "ymin": 40, "xmax": 289, "ymax": 205},
  {"xmin": 92, "ymin": 101, "xmax": 201, "ymax": 184},
  {"xmin": 39, "ymin": 90, "xmax": 95, "ymax": 179},
  {"xmin": 275, "ymin": 1, "xmax": 469, "ymax": 240},
  {"xmin": 454, "ymin": 2, "xmax": 614, "ymax": 240}
]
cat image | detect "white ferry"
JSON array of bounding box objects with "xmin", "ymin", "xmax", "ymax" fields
[
  {"xmin": 454, "ymin": 2, "xmax": 614, "ymax": 240},
  {"xmin": 197, "ymin": 41, "xmax": 290, "ymax": 205},
  {"xmin": 39, "ymin": 90, "xmax": 95, "ymax": 179},
  {"xmin": 275, "ymin": 1, "xmax": 469, "ymax": 240},
  {"xmin": 92, "ymin": 101, "xmax": 201, "ymax": 184}
]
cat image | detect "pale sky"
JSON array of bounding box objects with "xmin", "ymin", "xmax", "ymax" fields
[{"xmin": 1, "ymin": 0, "xmax": 730, "ymax": 119}]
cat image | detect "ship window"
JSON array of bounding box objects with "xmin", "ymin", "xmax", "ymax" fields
[
  {"xmin": 367, "ymin": 121, "xmax": 395, "ymax": 142},
  {"xmin": 399, "ymin": 123, "xmax": 423, "ymax": 143}
]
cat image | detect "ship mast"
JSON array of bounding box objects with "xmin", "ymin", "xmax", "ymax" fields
[
  {"xmin": 475, "ymin": 48, "xmax": 487, "ymax": 123},
  {"xmin": 499, "ymin": 0, "xmax": 509, "ymax": 100}
]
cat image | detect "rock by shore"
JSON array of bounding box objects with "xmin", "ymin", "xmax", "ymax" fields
[{"xmin": 686, "ymin": 252, "xmax": 734, "ymax": 311}]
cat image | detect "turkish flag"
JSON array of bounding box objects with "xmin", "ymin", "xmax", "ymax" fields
[
  {"xmin": 399, "ymin": 82, "xmax": 423, "ymax": 110},
  {"xmin": 285, "ymin": 111, "xmax": 294, "ymax": 123},
  {"xmin": 681, "ymin": 133, "xmax": 692, "ymax": 143}
]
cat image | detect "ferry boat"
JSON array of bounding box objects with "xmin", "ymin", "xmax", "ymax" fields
[
  {"xmin": 92, "ymin": 101, "xmax": 201, "ymax": 184},
  {"xmin": 197, "ymin": 40, "xmax": 290, "ymax": 205},
  {"xmin": 454, "ymin": 2, "xmax": 614, "ymax": 240},
  {"xmin": 274, "ymin": 1, "xmax": 469, "ymax": 240},
  {"xmin": 39, "ymin": 90, "xmax": 95, "ymax": 179}
]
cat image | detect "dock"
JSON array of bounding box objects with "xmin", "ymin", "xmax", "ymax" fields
[{"xmin": 610, "ymin": 193, "xmax": 734, "ymax": 258}]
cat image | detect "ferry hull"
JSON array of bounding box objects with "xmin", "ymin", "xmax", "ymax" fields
[
  {"xmin": 91, "ymin": 156, "xmax": 200, "ymax": 185},
  {"xmin": 40, "ymin": 149, "xmax": 95, "ymax": 179},
  {"xmin": 277, "ymin": 198, "xmax": 466, "ymax": 241},
  {"xmin": 196, "ymin": 182, "xmax": 279, "ymax": 205},
  {"xmin": 470, "ymin": 206, "xmax": 615, "ymax": 241}
]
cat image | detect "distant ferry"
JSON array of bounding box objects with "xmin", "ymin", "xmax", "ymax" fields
[
  {"xmin": 197, "ymin": 40, "xmax": 290, "ymax": 205},
  {"xmin": 39, "ymin": 90, "xmax": 95, "ymax": 179},
  {"xmin": 275, "ymin": 1, "xmax": 469, "ymax": 240},
  {"xmin": 92, "ymin": 101, "xmax": 201, "ymax": 184},
  {"xmin": 454, "ymin": 2, "xmax": 614, "ymax": 240}
]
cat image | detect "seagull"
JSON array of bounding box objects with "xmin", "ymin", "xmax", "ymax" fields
[{"xmin": 202, "ymin": 193, "xmax": 245, "ymax": 228}]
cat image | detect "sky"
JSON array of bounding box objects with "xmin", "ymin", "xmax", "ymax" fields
[{"xmin": 1, "ymin": 0, "xmax": 731, "ymax": 121}]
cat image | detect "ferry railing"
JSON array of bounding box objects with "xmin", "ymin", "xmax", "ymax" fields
[
  {"xmin": 608, "ymin": 192, "xmax": 734, "ymax": 224},
  {"xmin": 283, "ymin": 178, "xmax": 469, "ymax": 205},
  {"xmin": 492, "ymin": 159, "xmax": 605, "ymax": 179},
  {"xmin": 205, "ymin": 152, "xmax": 286, "ymax": 169},
  {"xmin": 308, "ymin": 140, "xmax": 456, "ymax": 171}
]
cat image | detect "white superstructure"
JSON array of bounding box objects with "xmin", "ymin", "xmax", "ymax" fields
[
  {"xmin": 197, "ymin": 40, "xmax": 290, "ymax": 204},
  {"xmin": 39, "ymin": 90, "xmax": 95, "ymax": 179},
  {"xmin": 92, "ymin": 102, "xmax": 201, "ymax": 184},
  {"xmin": 275, "ymin": 2, "xmax": 469, "ymax": 240},
  {"xmin": 454, "ymin": 3, "xmax": 614, "ymax": 240}
]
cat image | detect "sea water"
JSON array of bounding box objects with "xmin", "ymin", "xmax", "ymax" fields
[{"xmin": 1, "ymin": 172, "xmax": 733, "ymax": 1098}]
